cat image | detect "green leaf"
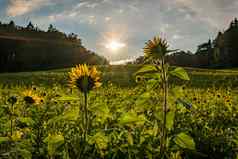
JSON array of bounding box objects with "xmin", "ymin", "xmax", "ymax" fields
[
  {"xmin": 135, "ymin": 65, "xmax": 159, "ymax": 75},
  {"xmin": 155, "ymin": 111, "xmax": 175, "ymax": 130},
  {"xmin": 171, "ymin": 86, "xmax": 183, "ymax": 98},
  {"xmin": 47, "ymin": 109, "xmax": 78, "ymax": 125},
  {"xmin": 146, "ymin": 79, "xmax": 159, "ymax": 89},
  {"xmin": 143, "ymin": 73, "xmax": 161, "ymax": 80},
  {"xmin": 170, "ymin": 151, "xmax": 182, "ymax": 159},
  {"xmin": 128, "ymin": 132, "xmax": 133, "ymax": 146},
  {"xmin": 170, "ymin": 67, "xmax": 190, "ymax": 81},
  {"xmin": 119, "ymin": 111, "xmax": 146, "ymax": 126},
  {"xmin": 18, "ymin": 117, "xmax": 34, "ymax": 126},
  {"xmin": 44, "ymin": 134, "xmax": 64, "ymax": 157},
  {"xmin": 166, "ymin": 111, "xmax": 175, "ymax": 130},
  {"xmin": 89, "ymin": 132, "xmax": 109, "ymax": 151},
  {"xmin": 140, "ymin": 92, "xmax": 151, "ymax": 99},
  {"xmin": 61, "ymin": 109, "xmax": 79, "ymax": 121},
  {"xmin": 94, "ymin": 104, "xmax": 112, "ymax": 124},
  {"xmin": 0, "ymin": 137, "xmax": 9, "ymax": 144},
  {"xmin": 17, "ymin": 149, "xmax": 32, "ymax": 159},
  {"xmin": 57, "ymin": 96, "xmax": 80, "ymax": 101},
  {"xmin": 174, "ymin": 132, "xmax": 195, "ymax": 150}
]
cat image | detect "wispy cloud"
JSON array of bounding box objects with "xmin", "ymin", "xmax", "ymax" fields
[
  {"xmin": 174, "ymin": 0, "xmax": 238, "ymax": 29},
  {"xmin": 7, "ymin": 0, "xmax": 51, "ymax": 17},
  {"xmin": 3, "ymin": 0, "xmax": 238, "ymax": 60}
]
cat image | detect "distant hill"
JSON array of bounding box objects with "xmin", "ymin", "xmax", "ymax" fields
[{"xmin": 0, "ymin": 21, "xmax": 108, "ymax": 72}]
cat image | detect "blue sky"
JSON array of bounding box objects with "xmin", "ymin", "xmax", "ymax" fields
[{"xmin": 1, "ymin": 0, "xmax": 238, "ymax": 62}]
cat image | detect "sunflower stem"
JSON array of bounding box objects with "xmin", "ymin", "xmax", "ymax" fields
[
  {"xmin": 83, "ymin": 92, "xmax": 88, "ymax": 141},
  {"xmin": 159, "ymin": 58, "xmax": 168, "ymax": 158},
  {"xmin": 10, "ymin": 103, "xmax": 14, "ymax": 137}
]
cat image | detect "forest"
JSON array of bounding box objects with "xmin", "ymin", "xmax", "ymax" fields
[{"xmin": 0, "ymin": 20, "xmax": 108, "ymax": 72}]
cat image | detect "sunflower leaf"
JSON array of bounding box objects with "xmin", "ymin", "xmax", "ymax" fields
[
  {"xmin": 170, "ymin": 67, "xmax": 190, "ymax": 81},
  {"xmin": 135, "ymin": 65, "xmax": 159, "ymax": 75},
  {"xmin": 0, "ymin": 137, "xmax": 9, "ymax": 144},
  {"xmin": 174, "ymin": 132, "xmax": 195, "ymax": 150},
  {"xmin": 119, "ymin": 111, "xmax": 146, "ymax": 126},
  {"xmin": 57, "ymin": 96, "xmax": 80, "ymax": 101},
  {"xmin": 44, "ymin": 134, "xmax": 64, "ymax": 157}
]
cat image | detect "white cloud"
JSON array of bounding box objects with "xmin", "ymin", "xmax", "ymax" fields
[
  {"xmin": 7, "ymin": 0, "xmax": 50, "ymax": 17},
  {"xmin": 75, "ymin": 2, "xmax": 89, "ymax": 8},
  {"xmin": 160, "ymin": 24, "xmax": 170, "ymax": 33},
  {"xmin": 105, "ymin": 17, "xmax": 111, "ymax": 22},
  {"xmin": 88, "ymin": 15, "xmax": 96, "ymax": 24},
  {"xmin": 172, "ymin": 34, "xmax": 183, "ymax": 40},
  {"xmin": 118, "ymin": 9, "xmax": 124, "ymax": 14},
  {"xmin": 174, "ymin": 0, "xmax": 238, "ymax": 30},
  {"xmin": 48, "ymin": 9, "xmax": 81, "ymax": 22}
]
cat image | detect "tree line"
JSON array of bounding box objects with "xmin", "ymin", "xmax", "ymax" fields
[
  {"xmin": 132, "ymin": 18, "xmax": 238, "ymax": 68},
  {"xmin": 0, "ymin": 20, "xmax": 108, "ymax": 72}
]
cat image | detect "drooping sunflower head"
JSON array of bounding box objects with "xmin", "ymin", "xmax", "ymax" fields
[
  {"xmin": 69, "ymin": 64, "xmax": 101, "ymax": 93},
  {"xmin": 143, "ymin": 36, "xmax": 169, "ymax": 59}
]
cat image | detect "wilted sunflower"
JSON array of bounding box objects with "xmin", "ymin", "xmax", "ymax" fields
[
  {"xmin": 143, "ymin": 36, "xmax": 171, "ymax": 59},
  {"xmin": 22, "ymin": 90, "xmax": 42, "ymax": 104},
  {"xmin": 69, "ymin": 64, "xmax": 101, "ymax": 93}
]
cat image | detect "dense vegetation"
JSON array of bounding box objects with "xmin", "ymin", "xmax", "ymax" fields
[
  {"xmin": 132, "ymin": 18, "xmax": 238, "ymax": 68},
  {"xmin": 0, "ymin": 65, "xmax": 238, "ymax": 159},
  {"xmin": 0, "ymin": 21, "xmax": 108, "ymax": 72}
]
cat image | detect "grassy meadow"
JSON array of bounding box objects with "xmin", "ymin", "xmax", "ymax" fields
[
  {"xmin": 0, "ymin": 65, "xmax": 238, "ymax": 159},
  {"xmin": 1, "ymin": 65, "xmax": 238, "ymax": 88}
]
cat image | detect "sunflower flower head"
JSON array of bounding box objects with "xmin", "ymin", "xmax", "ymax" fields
[
  {"xmin": 22, "ymin": 90, "xmax": 42, "ymax": 105},
  {"xmin": 69, "ymin": 64, "xmax": 101, "ymax": 93},
  {"xmin": 143, "ymin": 36, "xmax": 169, "ymax": 59}
]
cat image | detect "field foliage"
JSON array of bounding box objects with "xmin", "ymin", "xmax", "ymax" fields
[{"xmin": 0, "ymin": 65, "xmax": 237, "ymax": 159}]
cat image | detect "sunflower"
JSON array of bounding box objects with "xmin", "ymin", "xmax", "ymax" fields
[
  {"xmin": 7, "ymin": 96, "xmax": 17, "ymax": 105},
  {"xmin": 69, "ymin": 64, "xmax": 101, "ymax": 93},
  {"xmin": 136, "ymin": 76, "xmax": 143, "ymax": 82},
  {"xmin": 11, "ymin": 130, "xmax": 23, "ymax": 141},
  {"xmin": 193, "ymin": 97, "xmax": 197, "ymax": 101},
  {"xmin": 216, "ymin": 93, "xmax": 221, "ymax": 98},
  {"xmin": 22, "ymin": 90, "xmax": 42, "ymax": 104},
  {"xmin": 69, "ymin": 64, "xmax": 101, "ymax": 141},
  {"xmin": 143, "ymin": 36, "xmax": 170, "ymax": 59}
]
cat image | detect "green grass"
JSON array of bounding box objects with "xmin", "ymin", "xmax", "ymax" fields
[{"xmin": 0, "ymin": 65, "xmax": 238, "ymax": 88}]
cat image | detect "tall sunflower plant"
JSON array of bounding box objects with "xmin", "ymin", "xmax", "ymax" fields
[
  {"xmin": 68, "ymin": 64, "xmax": 101, "ymax": 140},
  {"xmin": 135, "ymin": 35, "xmax": 196, "ymax": 158}
]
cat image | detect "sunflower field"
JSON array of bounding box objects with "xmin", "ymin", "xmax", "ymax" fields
[{"xmin": 0, "ymin": 36, "xmax": 238, "ymax": 159}]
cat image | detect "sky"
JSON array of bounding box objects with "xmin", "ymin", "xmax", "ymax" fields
[{"xmin": 1, "ymin": 0, "xmax": 238, "ymax": 63}]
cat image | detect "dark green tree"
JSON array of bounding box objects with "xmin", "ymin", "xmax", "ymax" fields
[
  {"xmin": 26, "ymin": 21, "xmax": 34, "ymax": 30},
  {"xmin": 47, "ymin": 24, "xmax": 57, "ymax": 32},
  {"xmin": 8, "ymin": 20, "xmax": 15, "ymax": 28}
]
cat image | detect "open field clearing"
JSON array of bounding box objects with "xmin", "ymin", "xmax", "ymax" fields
[{"xmin": 1, "ymin": 65, "xmax": 238, "ymax": 88}]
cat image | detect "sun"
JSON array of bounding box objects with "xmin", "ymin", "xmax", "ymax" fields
[{"xmin": 105, "ymin": 40, "xmax": 126, "ymax": 51}]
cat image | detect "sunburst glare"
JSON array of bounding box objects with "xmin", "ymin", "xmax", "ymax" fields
[{"xmin": 105, "ymin": 40, "xmax": 126, "ymax": 51}]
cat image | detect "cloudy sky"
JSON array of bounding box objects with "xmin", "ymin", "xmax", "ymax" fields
[{"xmin": 0, "ymin": 0, "xmax": 238, "ymax": 62}]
